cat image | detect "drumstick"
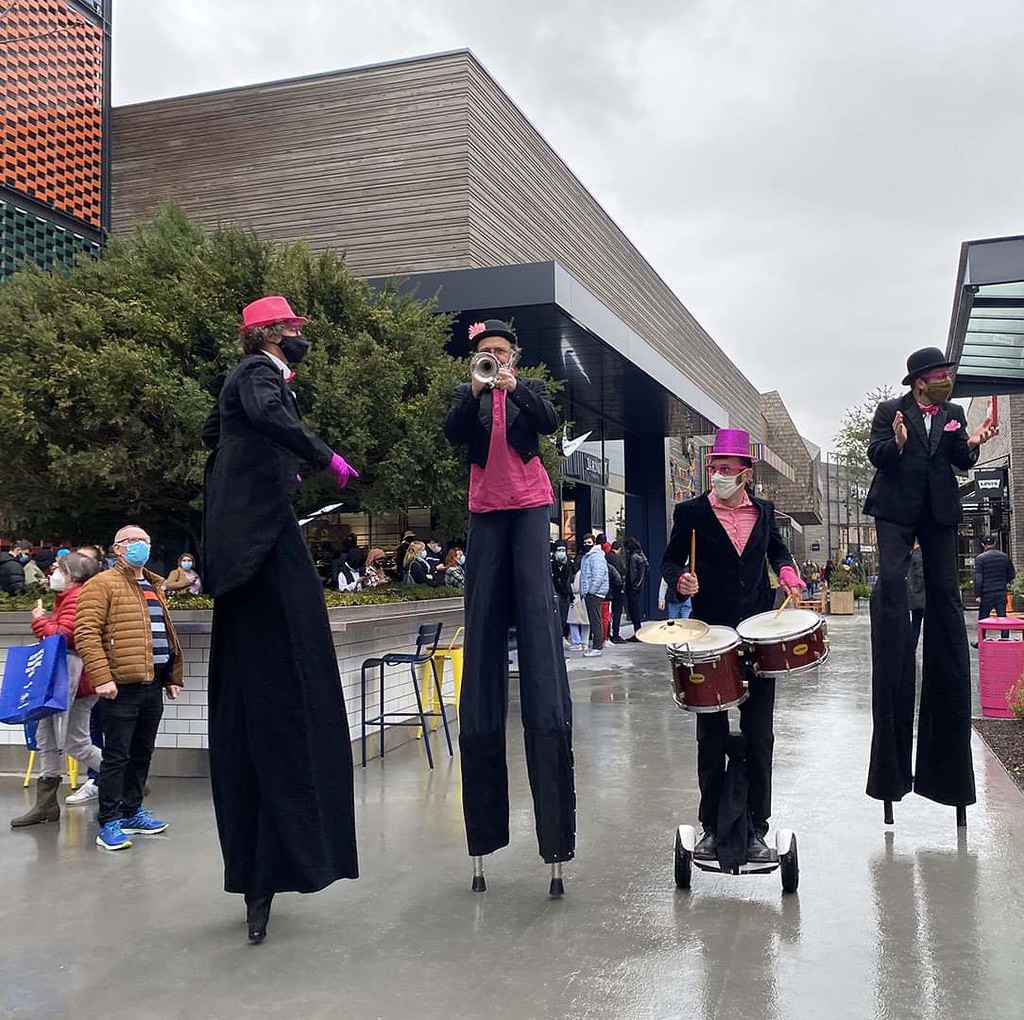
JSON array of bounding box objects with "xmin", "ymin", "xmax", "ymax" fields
[
  {"xmin": 689, "ymin": 531, "xmax": 696, "ymax": 576},
  {"xmin": 774, "ymin": 592, "xmax": 794, "ymax": 619}
]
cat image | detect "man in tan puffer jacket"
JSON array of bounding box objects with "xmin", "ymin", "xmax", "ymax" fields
[{"xmin": 76, "ymin": 524, "xmax": 183, "ymax": 851}]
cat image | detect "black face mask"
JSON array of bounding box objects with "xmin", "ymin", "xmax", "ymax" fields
[{"xmin": 280, "ymin": 335, "xmax": 310, "ymax": 364}]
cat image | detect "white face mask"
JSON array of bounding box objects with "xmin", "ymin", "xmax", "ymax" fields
[
  {"xmin": 48, "ymin": 571, "xmax": 68, "ymax": 592},
  {"xmin": 711, "ymin": 472, "xmax": 746, "ymax": 499}
]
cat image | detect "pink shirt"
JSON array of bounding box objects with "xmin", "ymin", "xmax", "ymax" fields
[
  {"xmin": 469, "ymin": 389, "xmax": 554, "ymax": 513},
  {"xmin": 709, "ymin": 490, "xmax": 760, "ymax": 555}
]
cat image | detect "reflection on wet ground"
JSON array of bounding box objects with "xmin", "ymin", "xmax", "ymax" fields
[{"xmin": 1, "ymin": 611, "xmax": 1021, "ymax": 1019}]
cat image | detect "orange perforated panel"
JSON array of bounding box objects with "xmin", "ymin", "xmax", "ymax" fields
[{"xmin": 1, "ymin": 0, "xmax": 104, "ymax": 228}]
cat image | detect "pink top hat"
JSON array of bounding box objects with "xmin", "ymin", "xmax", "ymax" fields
[
  {"xmin": 708, "ymin": 428, "xmax": 755, "ymax": 463},
  {"xmin": 239, "ymin": 296, "xmax": 308, "ymax": 331}
]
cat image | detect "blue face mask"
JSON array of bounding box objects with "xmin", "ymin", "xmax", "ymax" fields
[
  {"xmin": 124, "ymin": 541, "xmax": 151, "ymax": 568},
  {"xmin": 181, "ymin": 560, "xmax": 194, "ymax": 571},
  {"xmin": 458, "ymin": 554, "xmax": 466, "ymax": 566},
  {"xmin": 555, "ymin": 550, "xmax": 567, "ymax": 562}
]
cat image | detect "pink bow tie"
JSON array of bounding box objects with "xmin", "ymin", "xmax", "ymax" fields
[
  {"xmin": 919, "ymin": 404, "xmax": 940, "ymax": 416},
  {"xmin": 285, "ymin": 370, "xmax": 296, "ymax": 383}
]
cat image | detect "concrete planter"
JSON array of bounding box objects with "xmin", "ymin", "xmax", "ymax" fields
[
  {"xmin": 829, "ymin": 590, "xmax": 855, "ymax": 615},
  {"xmin": 0, "ymin": 597, "xmax": 464, "ymax": 776}
]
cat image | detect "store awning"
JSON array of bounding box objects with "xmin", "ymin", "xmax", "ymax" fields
[{"xmin": 947, "ymin": 234, "xmax": 1024, "ymax": 397}]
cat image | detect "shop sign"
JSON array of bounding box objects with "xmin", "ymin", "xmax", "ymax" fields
[
  {"xmin": 974, "ymin": 469, "xmax": 1006, "ymax": 500},
  {"xmin": 564, "ymin": 450, "xmax": 607, "ymax": 486}
]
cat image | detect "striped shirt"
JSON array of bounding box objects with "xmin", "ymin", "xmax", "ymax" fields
[
  {"xmin": 137, "ymin": 578, "xmax": 171, "ymax": 667},
  {"xmin": 709, "ymin": 490, "xmax": 760, "ymax": 555}
]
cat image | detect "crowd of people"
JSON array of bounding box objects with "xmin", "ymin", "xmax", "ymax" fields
[{"xmin": 551, "ymin": 531, "xmax": 652, "ymax": 656}]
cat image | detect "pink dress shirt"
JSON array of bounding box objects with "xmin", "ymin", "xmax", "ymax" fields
[
  {"xmin": 708, "ymin": 490, "xmax": 760, "ymax": 555},
  {"xmin": 469, "ymin": 389, "xmax": 554, "ymax": 513}
]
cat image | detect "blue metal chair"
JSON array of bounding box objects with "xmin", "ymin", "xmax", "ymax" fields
[{"xmin": 360, "ymin": 623, "xmax": 453, "ymax": 769}]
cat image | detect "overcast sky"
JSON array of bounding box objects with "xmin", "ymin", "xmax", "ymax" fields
[{"xmin": 111, "ymin": 0, "xmax": 1024, "ymax": 451}]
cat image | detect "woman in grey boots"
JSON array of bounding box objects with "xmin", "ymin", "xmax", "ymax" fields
[{"xmin": 11, "ymin": 551, "xmax": 102, "ymax": 828}]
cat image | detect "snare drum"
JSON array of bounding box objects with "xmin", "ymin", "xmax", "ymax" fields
[
  {"xmin": 668, "ymin": 626, "xmax": 749, "ymax": 713},
  {"xmin": 736, "ymin": 609, "xmax": 829, "ymax": 678}
]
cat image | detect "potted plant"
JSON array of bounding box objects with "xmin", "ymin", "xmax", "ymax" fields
[
  {"xmin": 1010, "ymin": 570, "xmax": 1024, "ymax": 613},
  {"xmin": 828, "ymin": 566, "xmax": 856, "ymax": 615}
]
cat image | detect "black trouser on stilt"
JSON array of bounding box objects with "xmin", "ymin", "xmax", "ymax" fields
[
  {"xmin": 696, "ymin": 675, "xmax": 775, "ymax": 835},
  {"xmin": 461, "ymin": 505, "xmax": 576, "ymax": 863},
  {"xmin": 868, "ymin": 513, "xmax": 976, "ymax": 806},
  {"xmin": 98, "ymin": 681, "xmax": 163, "ymax": 825}
]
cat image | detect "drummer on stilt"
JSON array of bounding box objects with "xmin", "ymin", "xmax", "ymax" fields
[{"xmin": 661, "ymin": 428, "xmax": 805, "ymax": 863}]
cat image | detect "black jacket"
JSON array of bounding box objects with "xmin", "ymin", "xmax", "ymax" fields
[
  {"xmin": 202, "ymin": 355, "xmax": 333, "ymax": 597},
  {"xmin": 443, "ymin": 379, "xmax": 559, "ymax": 469},
  {"xmin": 863, "ymin": 393, "xmax": 978, "ymax": 527},
  {"xmin": 551, "ymin": 558, "xmax": 574, "ymax": 597},
  {"xmin": 405, "ymin": 558, "xmax": 437, "ymax": 586},
  {"xmin": 661, "ymin": 494, "xmax": 795, "ymax": 628},
  {"xmin": 606, "ymin": 551, "xmax": 625, "ymax": 594},
  {"xmin": 626, "ymin": 550, "xmax": 649, "ymax": 591},
  {"xmin": 975, "ymin": 548, "xmax": 1015, "ymax": 600},
  {"xmin": 0, "ymin": 552, "xmax": 25, "ymax": 596}
]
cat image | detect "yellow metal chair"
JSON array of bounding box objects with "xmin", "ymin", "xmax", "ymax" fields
[{"xmin": 419, "ymin": 626, "xmax": 464, "ymax": 736}]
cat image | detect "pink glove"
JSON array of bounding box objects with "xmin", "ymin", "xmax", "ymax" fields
[
  {"xmin": 330, "ymin": 453, "xmax": 360, "ymax": 489},
  {"xmin": 779, "ymin": 565, "xmax": 806, "ymax": 592}
]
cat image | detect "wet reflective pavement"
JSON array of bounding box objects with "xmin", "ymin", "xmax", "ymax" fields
[{"xmin": 2, "ymin": 611, "xmax": 1023, "ymax": 1019}]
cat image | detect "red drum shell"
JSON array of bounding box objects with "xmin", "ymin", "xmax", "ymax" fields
[
  {"xmin": 669, "ymin": 643, "xmax": 748, "ymax": 713},
  {"xmin": 736, "ymin": 611, "xmax": 829, "ymax": 678}
]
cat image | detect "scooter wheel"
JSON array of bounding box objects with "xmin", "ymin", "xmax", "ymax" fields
[
  {"xmin": 674, "ymin": 829, "xmax": 692, "ymax": 890},
  {"xmin": 779, "ymin": 833, "xmax": 799, "ymax": 894}
]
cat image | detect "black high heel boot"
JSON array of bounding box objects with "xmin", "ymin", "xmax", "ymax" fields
[{"xmin": 245, "ymin": 893, "xmax": 273, "ymax": 944}]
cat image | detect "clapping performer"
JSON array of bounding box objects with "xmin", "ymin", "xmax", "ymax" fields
[
  {"xmin": 863, "ymin": 348, "xmax": 997, "ymax": 827},
  {"xmin": 444, "ymin": 320, "xmax": 575, "ymax": 895}
]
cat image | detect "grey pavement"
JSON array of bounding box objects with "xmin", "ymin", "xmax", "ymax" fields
[{"xmin": 2, "ymin": 611, "xmax": 1023, "ymax": 1020}]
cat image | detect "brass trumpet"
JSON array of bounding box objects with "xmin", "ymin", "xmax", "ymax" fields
[{"xmin": 470, "ymin": 347, "xmax": 519, "ymax": 387}]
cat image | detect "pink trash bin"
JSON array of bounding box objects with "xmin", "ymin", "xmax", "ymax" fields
[{"xmin": 977, "ymin": 616, "xmax": 1024, "ymax": 719}]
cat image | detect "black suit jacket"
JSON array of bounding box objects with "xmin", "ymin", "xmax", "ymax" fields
[
  {"xmin": 660, "ymin": 493, "xmax": 795, "ymax": 629},
  {"xmin": 443, "ymin": 379, "xmax": 559, "ymax": 468},
  {"xmin": 862, "ymin": 393, "xmax": 977, "ymax": 527},
  {"xmin": 201, "ymin": 355, "xmax": 333, "ymax": 597}
]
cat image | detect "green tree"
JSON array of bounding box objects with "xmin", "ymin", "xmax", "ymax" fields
[
  {"xmin": 833, "ymin": 385, "xmax": 894, "ymax": 475},
  {"xmin": 0, "ymin": 204, "xmax": 560, "ymax": 544}
]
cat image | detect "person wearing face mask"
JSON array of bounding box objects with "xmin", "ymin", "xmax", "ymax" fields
[
  {"xmin": 444, "ymin": 319, "xmax": 575, "ymax": 893},
  {"xmin": 201, "ymin": 295, "xmax": 360, "ymax": 943},
  {"xmin": 443, "ymin": 547, "xmax": 467, "ymax": 589},
  {"xmin": 661, "ymin": 428, "xmax": 805, "ymax": 865},
  {"xmin": 16, "ymin": 542, "xmax": 47, "ymax": 588},
  {"xmin": 0, "ymin": 541, "xmax": 30, "ymax": 595},
  {"xmin": 10, "ymin": 553, "xmax": 104, "ymax": 827},
  {"xmin": 863, "ymin": 347, "xmax": 998, "ymax": 825},
  {"xmin": 75, "ymin": 525, "xmax": 184, "ymax": 851},
  {"xmin": 163, "ymin": 553, "xmax": 202, "ymax": 596},
  {"xmin": 551, "ymin": 540, "xmax": 574, "ymax": 639}
]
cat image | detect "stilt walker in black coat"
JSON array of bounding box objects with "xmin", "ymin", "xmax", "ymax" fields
[
  {"xmin": 444, "ymin": 319, "xmax": 575, "ymax": 897},
  {"xmin": 202, "ymin": 296, "xmax": 360, "ymax": 943},
  {"xmin": 863, "ymin": 347, "xmax": 997, "ymax": 829}
]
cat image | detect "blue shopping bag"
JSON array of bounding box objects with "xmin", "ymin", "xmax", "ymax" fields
[{"xmin": 0, "ymin": 636, "xmax": 69, "ymax": 725}]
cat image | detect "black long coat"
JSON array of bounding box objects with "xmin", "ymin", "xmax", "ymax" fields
[
  {"xmin": 202, "ymin": 352, "xmax": 357, "ymax": 895},
  {"xmin": 202, "ymin": 354, "xmax": 333, "ymax": 597},
  {"xmin": 863, "ymin": 393, "xmax": 978, "ymax": 526},
  {"xmin": 661, "ymin": 494, "xmax": 795, "ymax": 629}
]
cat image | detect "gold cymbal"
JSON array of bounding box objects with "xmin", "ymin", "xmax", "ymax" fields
[{"xmin": 635, "ymin": 618, "xmax": 711, "ymax": 645}]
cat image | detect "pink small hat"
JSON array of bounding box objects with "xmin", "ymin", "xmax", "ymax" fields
[
  {"xmin": 239, "ymin": 296, "xmax": 308, "ymax": 331},
  {"xmin": 708, "ymin": 428, "xmax": 755, "ymax": 463}
]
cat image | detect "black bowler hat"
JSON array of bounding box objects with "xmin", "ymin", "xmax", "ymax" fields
[
  {"xmin": 902, "ymin": 347, "xmax": 956, "ymax": 386},
  {"xmin": 468, "ymin": 318, "xmax": 517, "ymax": 346}
]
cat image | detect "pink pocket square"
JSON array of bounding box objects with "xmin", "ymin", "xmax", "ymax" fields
[{"xmin": 944, "ymin": 420, "xmax": 962, "ymax": 432}]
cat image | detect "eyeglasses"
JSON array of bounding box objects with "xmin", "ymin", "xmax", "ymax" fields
[
  {"xmin": 710, "ymin": 465, "xmax": 749, "ymax": 476},
  {"xmin": 477, "ymin": 345, "xmax": 512, "ymax": 357}
]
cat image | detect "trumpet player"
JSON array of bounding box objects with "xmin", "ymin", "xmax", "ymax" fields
[{"xmin": 443, "ymin": 319, "xmax": 576, "ymax": 895}]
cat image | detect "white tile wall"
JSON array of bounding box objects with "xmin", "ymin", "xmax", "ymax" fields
[{"xmin": 0, "ymin": 604, "xmax": 464, "ymax": 757}]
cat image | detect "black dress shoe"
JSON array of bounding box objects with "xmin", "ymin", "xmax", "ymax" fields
[
  {"xmin": 610, "ymin": 636, "xmax": 627, "ymax": 644},
  {"xmin": 245, "ymin": 893, "xmax": 273, "ymax": 944},
  {"xmin": 746, "ymin": 833, "xmax": 773, "ymax": 863},
  {"xmin": 693, "ymin": 830, "xmax": 717, "ymax": 860},
  {"xmin": 627, "ymin": 636, "xmax": 641, "ymax": 643}
]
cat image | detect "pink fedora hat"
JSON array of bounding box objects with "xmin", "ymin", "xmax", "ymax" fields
[
  {"xmin": 708, "ymin": 428, "xmax": 755, "ymax": 463},
  {"xmin": 239, "ymin": 296, "xmax": 308, "ymax": 331}
]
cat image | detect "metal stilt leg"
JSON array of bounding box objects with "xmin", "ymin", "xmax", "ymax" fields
[
  {"xmin": 883, "ymin": 800, "xmax": 894, "ymax": 825},
  {"xmin": 549, "ymin": 862, "xmax": 564, "ymax": 897},
  {"xmin": 956, "ymin": 804, "xmax": 967, "ymax": 829},
  {"xmin": 471, "ymin": 856, "xmax": 486, "ymax": 892}
]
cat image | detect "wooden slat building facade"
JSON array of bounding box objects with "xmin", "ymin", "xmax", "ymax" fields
[{"xmin": 111, "ymin": 49, "xmax": 767, "ymax": 438}]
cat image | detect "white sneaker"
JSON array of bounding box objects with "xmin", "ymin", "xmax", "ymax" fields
[
  {"xmin": 583, "ymin": 649, "xmax": 603, "ymax": 657},
  {"xmin": 66, "ymin": 778, "xmax": 98, "ymax": 804}
]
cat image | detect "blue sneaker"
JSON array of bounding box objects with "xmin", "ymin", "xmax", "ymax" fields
[
  {"xmin": 96, "ymin": 820, "xmax": 132, "ymax": 851},
  {"xmin": 120, "ymin": 808, "xmax": 168, "ymax": 835}
]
